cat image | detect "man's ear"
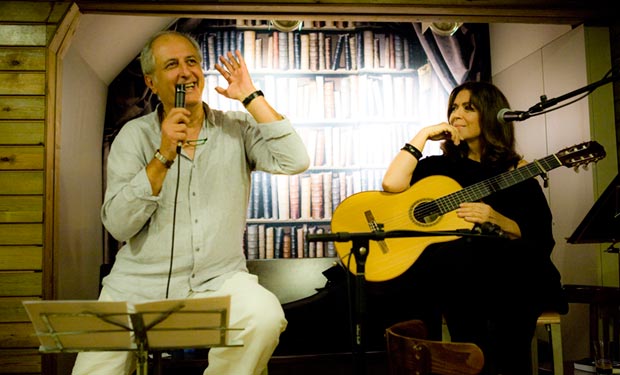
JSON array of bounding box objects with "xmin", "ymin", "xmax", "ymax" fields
[{"xmin": 144, "ymin": 75, "xmax": 156, "ymax": 93}]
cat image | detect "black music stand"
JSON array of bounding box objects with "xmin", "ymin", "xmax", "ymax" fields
[
  {"xmin": 23, "ymin": 296, "xmax": 242, "ymax": 375},
  {"xmin": 568, "ymin": 174, "xmax": 620, "ymax": 253},
  {"xmin": 308, "ymin": 228, "xmax": 503, "ymax": 375},
  {"xmin": 566, "ymin": 174, "xmax": 620, "ymax": 360}
]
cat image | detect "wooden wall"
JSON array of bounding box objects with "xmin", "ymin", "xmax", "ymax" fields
[{"xmin": 0, "ymin": 2, "xmax": 71, "ymax": 373}]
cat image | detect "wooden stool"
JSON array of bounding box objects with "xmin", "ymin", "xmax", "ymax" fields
[
  {"xmin": 531, "ymin": 311, "xmax": 563, "ymax": 375},
  {"xmin": 387, "ymin": 319, "xmax": 484, "ymax": 375}
]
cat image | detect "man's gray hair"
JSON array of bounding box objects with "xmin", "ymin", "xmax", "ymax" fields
[{"xmin": 139, "ymin": 30, "xmax": 202, "ymax": 75}]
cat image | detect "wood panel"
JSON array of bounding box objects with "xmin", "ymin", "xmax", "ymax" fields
[
  {"xmin": 0, "ymin": 197, "xmax": 44, "ymax": 223},
  {"xmin": 0, "ymin": 25, "xmax": 47, "ymax": 47},
  {"xmin": 0, "ymin": 97, "xmax": 45, "ymax": 120},
  {"xmin": 0, "ymin": 246, "xmax": 43, "ymax": 271},
  {"xmin": 0, "ymin": 47, "xmax": 46, "ymax": 71},
  {"xmin": 0, "ymin": 297, "xmax": 40, "ymax": 323},
  {"xmin": 0, "ymin": 273, "xmax": 42, "ymax": 297},
  {"xmin": 0, "ymin": 2, "xmax": 54, "ymax": 22},
  {"xmin": 75, "ymin": 0, "xmax": 613, "ymax": 25},
  {"xmin": 0, "ymin": 322, "xmax": 39, "ymax": 347},
  {"xmin": 0, "ymin": 349, "xmax": 41, "ymax": 373},
  {"xmin": 0, "ymin": 121, "xmax": 44, "ymax": 145},
  {"xmin": 0, "ymin": 224, "xmax": 43, "ymax": 245},
  {"xmin": 0, "ymin": 172, "xmax": 44, "ymax": 194},
  {"xmin": 0, "ymin": 72, "xmax": 46, "ymax": 95},
  {"xmin": 0, "ymin": 146, "xmax": 44, "ymax": 170}
]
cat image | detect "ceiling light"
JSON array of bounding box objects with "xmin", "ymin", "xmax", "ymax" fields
[{"xmin": 270, "ymin": 20, "xmax": 303, "ymax": 32}]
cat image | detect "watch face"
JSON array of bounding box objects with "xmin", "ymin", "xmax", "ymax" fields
[{"xmin": 155, "ymin": 150, "xmax": 173, "ymax": 168}]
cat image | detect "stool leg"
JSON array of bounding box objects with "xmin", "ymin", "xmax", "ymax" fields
[
  {"xmin": 531, "ymin": 334, "xmax": 539, "ymax": 375},
  {"xmin": 547, "ymin": 323, "xmax": 563, "ymax": 375}
]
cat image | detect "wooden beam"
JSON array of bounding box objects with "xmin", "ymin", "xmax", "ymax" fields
[{"xmin": 74, "ymin": 0, "xmax": 613, "ymax": 26}]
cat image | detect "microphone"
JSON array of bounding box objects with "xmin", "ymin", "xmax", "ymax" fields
[
  {"xmin": 497, "ymin": 108, "xmax": 530, "ymax": 125},
  {"xmin": 175, "ymin": 84, "xmax": 185, "ymax": 153}
]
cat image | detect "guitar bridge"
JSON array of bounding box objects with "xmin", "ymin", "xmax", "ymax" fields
[{"xmin": 364, "ymin": 210, "xmax": 389, "ymax": 254}]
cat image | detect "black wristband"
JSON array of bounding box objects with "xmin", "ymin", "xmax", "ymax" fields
[
  {"xmin": 401, "ymin": 143, "xmax": 422, "ymax": 160},
  {"xmin": 242, "ymin": 90, "xmax": 264, "ymax": 107}
]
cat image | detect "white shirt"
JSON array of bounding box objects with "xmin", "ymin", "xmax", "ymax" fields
[{"xmin": 101, "ymin": 104, "xmax": 309, "ymax": 302}]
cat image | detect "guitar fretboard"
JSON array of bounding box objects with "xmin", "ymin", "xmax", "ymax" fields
[{"xmin": 436, "ymin": 154, "xmax": 561, "ymax": 214}]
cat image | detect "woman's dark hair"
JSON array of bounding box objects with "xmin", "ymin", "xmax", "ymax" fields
[{"xmin": 441, "ymin": 81, "xmax": 521, "ymax": 169}]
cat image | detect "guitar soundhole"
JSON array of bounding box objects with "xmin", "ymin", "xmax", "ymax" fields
[{"xmin": 410, "ymin": 200, "xmax": 440, "ymax": 226}]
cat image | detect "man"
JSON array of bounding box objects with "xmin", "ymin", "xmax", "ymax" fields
[{"xmin": 72, "ymin": 30, "xmax": 309, "ymax": 375}]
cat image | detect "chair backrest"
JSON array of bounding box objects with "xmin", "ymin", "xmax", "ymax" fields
[{"xmin": 385, "ymin": 320, "xmax": 484, "ymax": 375}]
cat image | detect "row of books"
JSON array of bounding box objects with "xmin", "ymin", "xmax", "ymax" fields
[
  {"xmin": 203, "ymin": 69, "xmax": 449, "ymax": 121},
  {"xmin": 247, "ymin": 170, "xmax": 385, "ymax": 221},
  {"xmin": 234, "ymin": 19, "xmax": 376, "ymax": 30},
  {"xmin": 197, "ymin": 27, "xmax": 422, "ymax": 73},
  {"xmin": 201, "ymin": 19, "xmax": 384, "ymax": 31},
  {"xmin": 296, "ymin": 120, "xmax": 444, "ymax": 169},
  {"xmin": 244, "ymin": 224, "xmax": 335, "ymax": 260}
]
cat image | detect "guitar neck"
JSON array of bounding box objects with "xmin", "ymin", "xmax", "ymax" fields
[{"xmin": 437, "ymin": 154, "xmax": 561, "ymax": 214}]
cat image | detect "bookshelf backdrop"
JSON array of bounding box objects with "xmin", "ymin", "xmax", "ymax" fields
[{"xmin": 194, "ymin": 19, "xmax": 449, "ymax": 260}]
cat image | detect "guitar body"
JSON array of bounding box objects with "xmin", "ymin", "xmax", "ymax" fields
[
  {"xmin": 330, "ymin": 141, "xmax": 605, "ymax": 282},
  {"xmin": 332, "ymin": 175, "xmax": 470, "ymax": 282}
]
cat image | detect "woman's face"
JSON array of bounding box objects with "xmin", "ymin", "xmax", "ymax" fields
[{"xmin": 448, "ymin": 89, "xmax": 481, "ymax": 143}]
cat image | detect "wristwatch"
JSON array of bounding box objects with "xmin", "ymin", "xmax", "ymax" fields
[{"xmin": 154, "ymin": 149, "xmax": 174, "ymax": 168}]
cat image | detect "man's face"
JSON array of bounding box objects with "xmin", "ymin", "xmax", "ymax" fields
[{"xmin": 144, "ymin": 33, "xmax": 204, "ymax": 111}]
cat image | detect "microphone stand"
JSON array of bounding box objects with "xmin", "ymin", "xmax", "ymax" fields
[
  {"xmin": 307, "ymin": 228, "xmax": 505, "ymax": 375},
  {"xmin": 526, "ymin": 70, "xmax": 619, "ymax": 116}
]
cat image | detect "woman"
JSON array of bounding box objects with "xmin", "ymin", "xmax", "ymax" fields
[{"xmin": 381, "ymin": 81, "xmax": 567, "ymax": 374}]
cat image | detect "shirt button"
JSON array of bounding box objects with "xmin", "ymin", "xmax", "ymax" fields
[
  {"xmin": 195, "ymin": 219, "xmax": 198, "ymax": 223},
  {"xmin": 195, "ymin": 247, "xmax": 200, "ymax": 252},
  {"xmin": 191, "ymin": 274, "xmax": 195, "ymax": 278},
  {"xmin": 192, "ymin": 192, "xmax": 196, "ymax": 196}
]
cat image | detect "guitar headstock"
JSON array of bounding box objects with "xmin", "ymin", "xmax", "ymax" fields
[{"xmin": 557, "ymin": 141, "xmax": 606, "ymax": 170}]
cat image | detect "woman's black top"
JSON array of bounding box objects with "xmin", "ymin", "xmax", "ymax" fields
[{"xmin": 406, "ymin": 155, "xmax": 567, "ymax": 314}]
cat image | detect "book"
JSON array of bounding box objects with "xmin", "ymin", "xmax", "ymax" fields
[
  {"xmin": 246, "ymin": 224, "xmax": 258, "ymax": 259},
  {"xmin": 282, "ymin": 227, "xmax": 292, "ymax": 258},
  {"xmin": 274, "ymin": 226, "xmax": 283, "ymax": 258},
  {"xmin": 300, "ymin": 175, "xmax": 311, "ymax": 219},
  {"xmin": 265, "ymin": 226, "xmax": 274, "ymax": 259},
  {"xmin": 300, "ymin": 33, "xmax": 310, "ymax": 70},
  {"xmin": 331, "ymin": 34, "xmax": 345, "ymax": 70},
  {"xmin": 318, "ymin": 32, "xmax": 326, "ymax": 70},
  {"xmin": 573, "ymin": 358, "xmax": 620, "ymax": 373},
  {"xmin": 258, "ymin": 224, "xmax": 266, "ymax": 259},
  {"xmin": 289, "ymin": 174, "xmax": 300, "ymax": 219},
  {"xmin": 362, "ymin": 30, "xmax": 374, "ymax": 69},
  {"xmin": 276, "ymin": 175, "xmax": 290, "ymax": 220}
]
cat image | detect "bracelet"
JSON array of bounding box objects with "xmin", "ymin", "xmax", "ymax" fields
[
  {"xmin": 401, "ymin": 143, "xmax": 423, "ymax": 160},
  {"xmin": 154, "ymin": 149, "xmax": 174, "ymax": 168},
  {"xmin": 242, "ymin": 90, "xmax": 264, "ymax": 107}
]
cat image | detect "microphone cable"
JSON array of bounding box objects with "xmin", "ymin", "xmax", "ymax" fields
[
  {"xmin": 165, "ymin": 149, "xmax": 182, "ymax": 299},
  {"xmin": 165, "ymin": 84, "xmax": 186, "ymax": 299}
]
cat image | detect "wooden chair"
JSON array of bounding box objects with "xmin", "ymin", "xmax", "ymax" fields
[
  {"xmin": 531, "ymin": 311, "xmax": 563, "ymax": 375},
  {"xmin": 385, "ymin": 319, "xmax": 484, "ymax": 375}
]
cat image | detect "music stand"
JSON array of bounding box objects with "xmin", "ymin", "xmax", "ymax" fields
[
  {"xmin": 568, "ymin": 174, "xmax": 620, "ymax": 252},
  {"xmin": 23, "ymin": 296, "xmax": 242, "ymax": 375}
]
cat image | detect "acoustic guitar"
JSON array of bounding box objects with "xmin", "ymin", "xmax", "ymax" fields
[{"xmin": 331, "ymin": 141, "xmax": 606, "ymax": 282}]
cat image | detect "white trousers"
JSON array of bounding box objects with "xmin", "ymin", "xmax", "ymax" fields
[{"xmin": 72, "ymin": 271, "xmax": 287, "ymax": 375}]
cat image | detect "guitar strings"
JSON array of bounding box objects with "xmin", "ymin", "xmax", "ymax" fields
[{"xmin": 369, "ymin": 156, "xmax": 556, "ymax": 229}]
